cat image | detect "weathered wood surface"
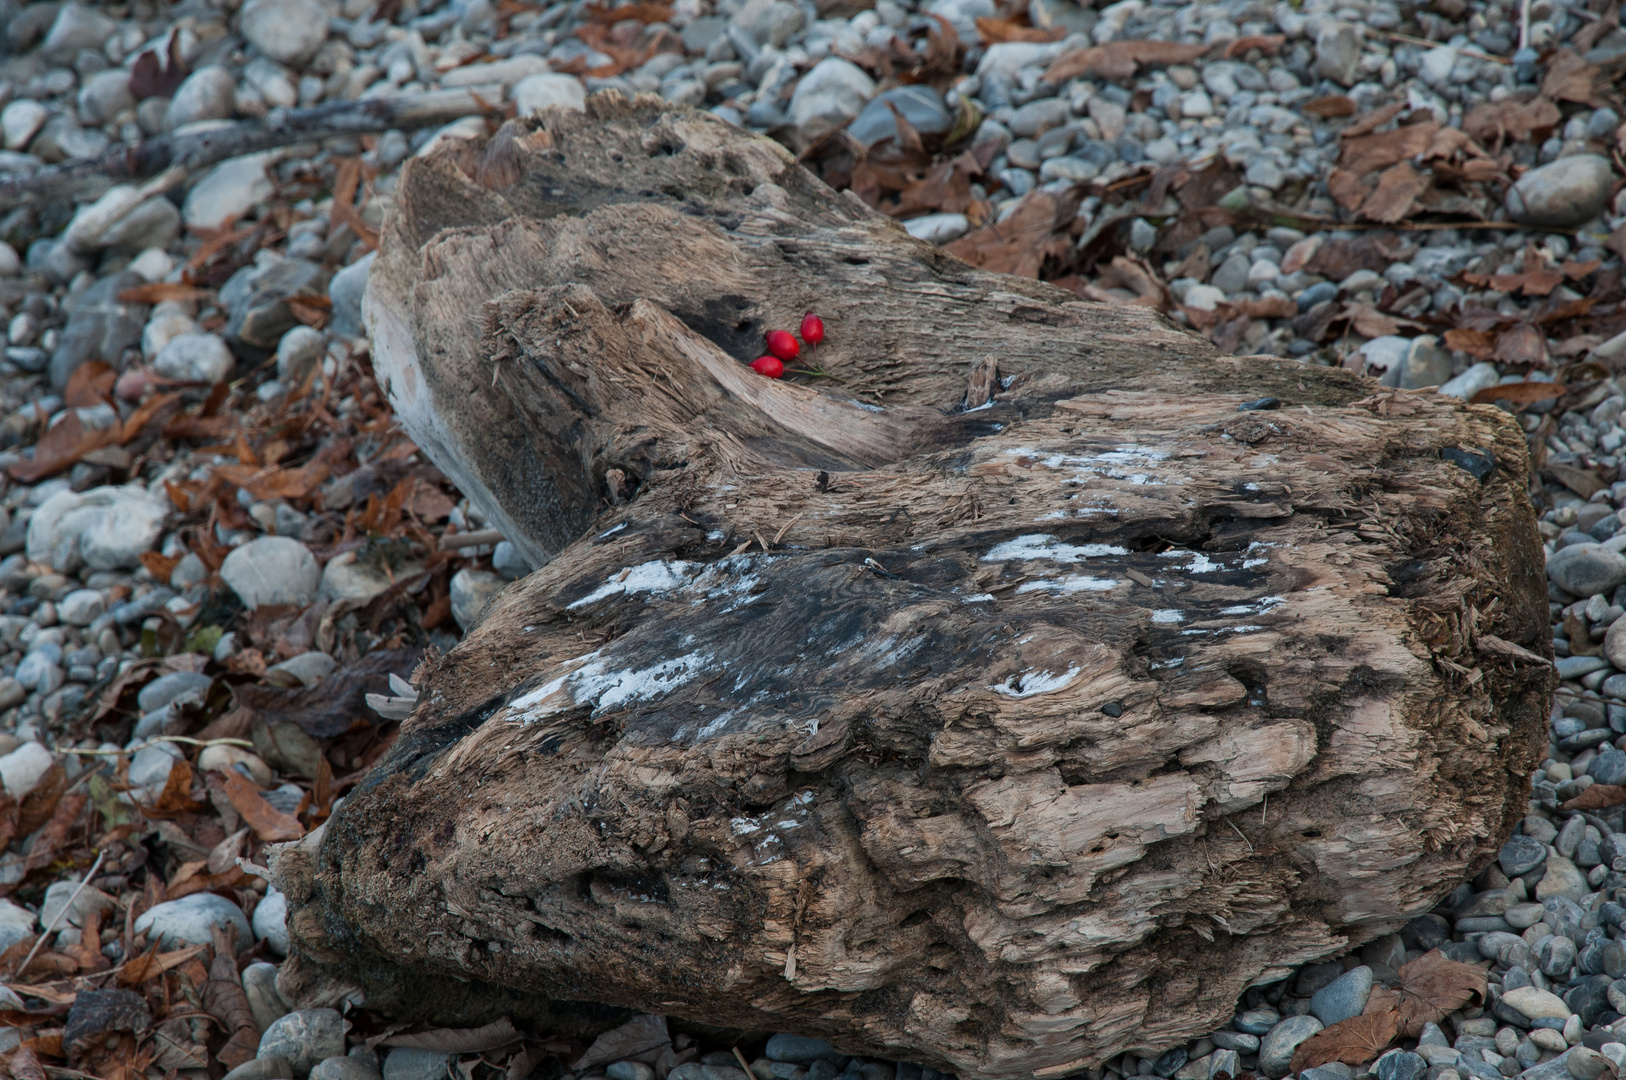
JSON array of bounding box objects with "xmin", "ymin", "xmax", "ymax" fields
[{"xmin": 274, "ymin": 94, "xmax": 1554, "ymax": 1080}]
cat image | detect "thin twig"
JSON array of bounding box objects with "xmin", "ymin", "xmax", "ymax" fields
[
  {"xmin": 1227, "ymin": 819, "xmax": 1254, "ymax": 853},
  {"xmin": 13, "ymin": 850, "xmax": 106, "ymax": 979},
  {"xmin": 64, "ymin": 736, "xmax": 254, "ymax": 757},
  {"xmin": 1366, "ymin": 27, "xmax": 1513, "ymax": 63},
  {"xmin": 438, "ymin": 528, "xmax": 505, "ymax": 550}
]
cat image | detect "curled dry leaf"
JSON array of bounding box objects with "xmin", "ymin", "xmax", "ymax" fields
[
  {"xmin": 204, "ymin": 928, "xmax": 259, "ymax": 1068},
  {"xmin": 1289, "ymin": 1010, "xmax": 1400, "ymax": 1073},
  {"xmin": 1392, "ymin": 948, "xmax": 1488, "ymax": 1035},
  {"xmin": 385, "ymin": 1017, "xmax": 525, "ymax": 1054}
]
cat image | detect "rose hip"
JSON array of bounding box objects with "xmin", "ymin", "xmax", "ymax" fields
[
  {"xmin": 800, "ymin": 312, "xmax": 824, "ymax": 345},
  {"xmin": 750, "ymin": 355, "xmax": 785, "ymax": 378},
  {"xmin": 764, "ymin": 330, "xmax": 799, "ymax": 361}
]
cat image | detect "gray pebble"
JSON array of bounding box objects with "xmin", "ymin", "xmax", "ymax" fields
[
  {"xmin": 259, "ymin": 1010, "xmax": 345, "ymax": 1078},
  {"xmin": 1309, "ymin": 966, "xmax": 1373, "ymax": 1026},
  {"xmin": 1258, "ymin": 1016, "xmax": 1323, "ymax": 1079}
]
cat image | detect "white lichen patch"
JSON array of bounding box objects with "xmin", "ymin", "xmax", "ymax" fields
[
  {"xmin": 503, "ymin": 648, "xmax": 710, "ymax": 722},
  {"xmin": 1151, "ymin": 609, "xmax": 1184, "ymax": 624},
  {"xmin": 1016, "ymin": 575, "xmax": 1120, "ymax": 594},
  {"xmin": 568, "ymin": 559, "xmax": 698, "ymax": 609},
  {"xmin": 984, "ymin": 534, "xmax": 1128, "ymax": 563},
  {"xmin": 991, "ymin": 666, "xmax": 1082, "ymax": 698}
]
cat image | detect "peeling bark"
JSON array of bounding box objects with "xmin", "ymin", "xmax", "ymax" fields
[{"xmin": 275, "ymin": 94, "xmax": 1553, "ymax": 1080}]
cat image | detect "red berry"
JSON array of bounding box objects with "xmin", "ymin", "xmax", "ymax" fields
[
  {"xmin": 750, "ymin": 355, "xmax": 785, "ymax": 379},
  {"xmin": 765, "ymin": 329, "xmax": 799, "ymax": 361},
  {"xmin": 800, "ymin": 312, "xmax": 825, "ymax": 346}
]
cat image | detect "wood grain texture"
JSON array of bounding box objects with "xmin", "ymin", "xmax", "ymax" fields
[{"xmin": 279, "ymin": 94, "xmax": 1554, "ymax": 1080}]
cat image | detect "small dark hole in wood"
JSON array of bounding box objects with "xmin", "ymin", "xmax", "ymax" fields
[
  {"xmin": 1302, "ymin": 829, "xmax": 1322, "ymax": 837},
  {"xmin": 900, "ymin": 910, "xmax": 933, "ymax": 927}
]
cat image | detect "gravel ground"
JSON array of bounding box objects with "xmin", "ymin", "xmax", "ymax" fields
[{"xmin": 0, "ymin": 0, "xmax": 1621, "ymax": 1079}]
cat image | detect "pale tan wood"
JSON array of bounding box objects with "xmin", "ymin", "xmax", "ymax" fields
[{"xmin": 279, "ymin": 94, "xmax": 1554, "ymax": 1080}]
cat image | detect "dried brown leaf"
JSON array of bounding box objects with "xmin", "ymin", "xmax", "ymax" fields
[
  {"xmin": 10, "ymin": 1046, "xmax": 45, "ymax": 1080},
  {"xmin": 1495, "ymin": 323, "xmax": 1549, "ymax": 367},
  {"xmin": 1543, "ymin": 48, "xmax": 1609, "ymax": 106},
  {"xmin": 572, "ymin": 1015, "xmax": 671, "ymax": 1071},
  {"xmin": 1339, "ymin": 120, "xmax": 1440, "ymax": 176},
  {"xmin": 582, "ymin": 2, "xmax": 674, "ymax": 21},
  {"xmin": 213, "ymin": 771, "xmax": 303, "ymax": 842},
  {"xmin": 1341, "ymin": 101, "xmax": 1407, "ymax": 139},
  {"xmin": 1042, "ymin": 39, "xmax": 1208, "ymax": 82},
  {"xmin": 115, "ymin": 283, "xmax": 213, "ymax": 305},
  {"xmin": 7, "ymin": 411, "xmax": 119, "ymax": 484},
  {"xmin": 1445, "ymin": 328, "xmax": 1497, "ymax": 359},
  {"xmin": 1302, "ymin": 94, "xmax": 1357, "ymax": 118},
  {"xmin": 1360, "ymin": 161, "xmax": 1429, "ymax": 223},
  {"xmin": 1564, "ymin": 783, "xmax": 1626, "ymax": 810},
  {"xmin": 1392, "ymin": 949, "xmax": 1487, "ymax": 1035},
  {"xmin": 1467, "ymin": 380, "xmax": 1562, "ymax": 405},
  {"xmin": 975, "ymin": 16, "xmax": 1063, "ymax": 42},
  {"xmin": 1462, "ymin": 96, "xmax": 1562, "ymax": 149},
  {"xmin": 386, "ymin": 1018, "xmax": 525, "ymax": 1054},
  {"xmin": 141, "ymin": 758, "xmax": 205, "ymax": 819},
  {"xmin": 1327, "ymin": 168, "xmax": 1372, "ymax": 211},
  {"xmin": 204, "ymin": 927, "xmax": 259, "ymax": 1068},
  {"xmin": 1289, "ymin": 1010, "xmax": 1400, "ymax": 1073},
  {"xmin": 943, "ymin": 190, "xmax": 1075, "ymax": 278},
  {"xmin": 1222, "ymin": 34, "xmax": 1284, "ymax": 57},
  {"xmin": 117, "ymin": 944, "xmax": 206, "ymax": 987}
]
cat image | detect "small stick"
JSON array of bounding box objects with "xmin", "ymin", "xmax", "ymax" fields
[
  {"xmin": 439, "ymin": 528, "xmax": 504, "ymax": 550},
  {"xmin": 14, "ymin": 849, "xmax": 106, "ymax": 978},
  {"xmin": 733, "ymin": 1047, "xmax": 755, "ymax": 1078}
]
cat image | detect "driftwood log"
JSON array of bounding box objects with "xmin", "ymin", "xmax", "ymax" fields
[{"xmin": 272, "ymin": 94, "xmax": 1554, "ymax": 1080}]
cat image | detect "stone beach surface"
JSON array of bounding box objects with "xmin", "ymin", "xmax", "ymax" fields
[{"xmin": 0, "ymin": 0, "xmax": 1620, "ymax": 1076}]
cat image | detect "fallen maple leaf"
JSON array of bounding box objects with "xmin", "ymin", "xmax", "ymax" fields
[
  {"xmin": 1289, "ymin": 1010, "xmax": 1400, "ymax": 1072},
  {"xmin": 1392, "ymin": 948, "xmax": 1487, "ymax": 1035}
]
